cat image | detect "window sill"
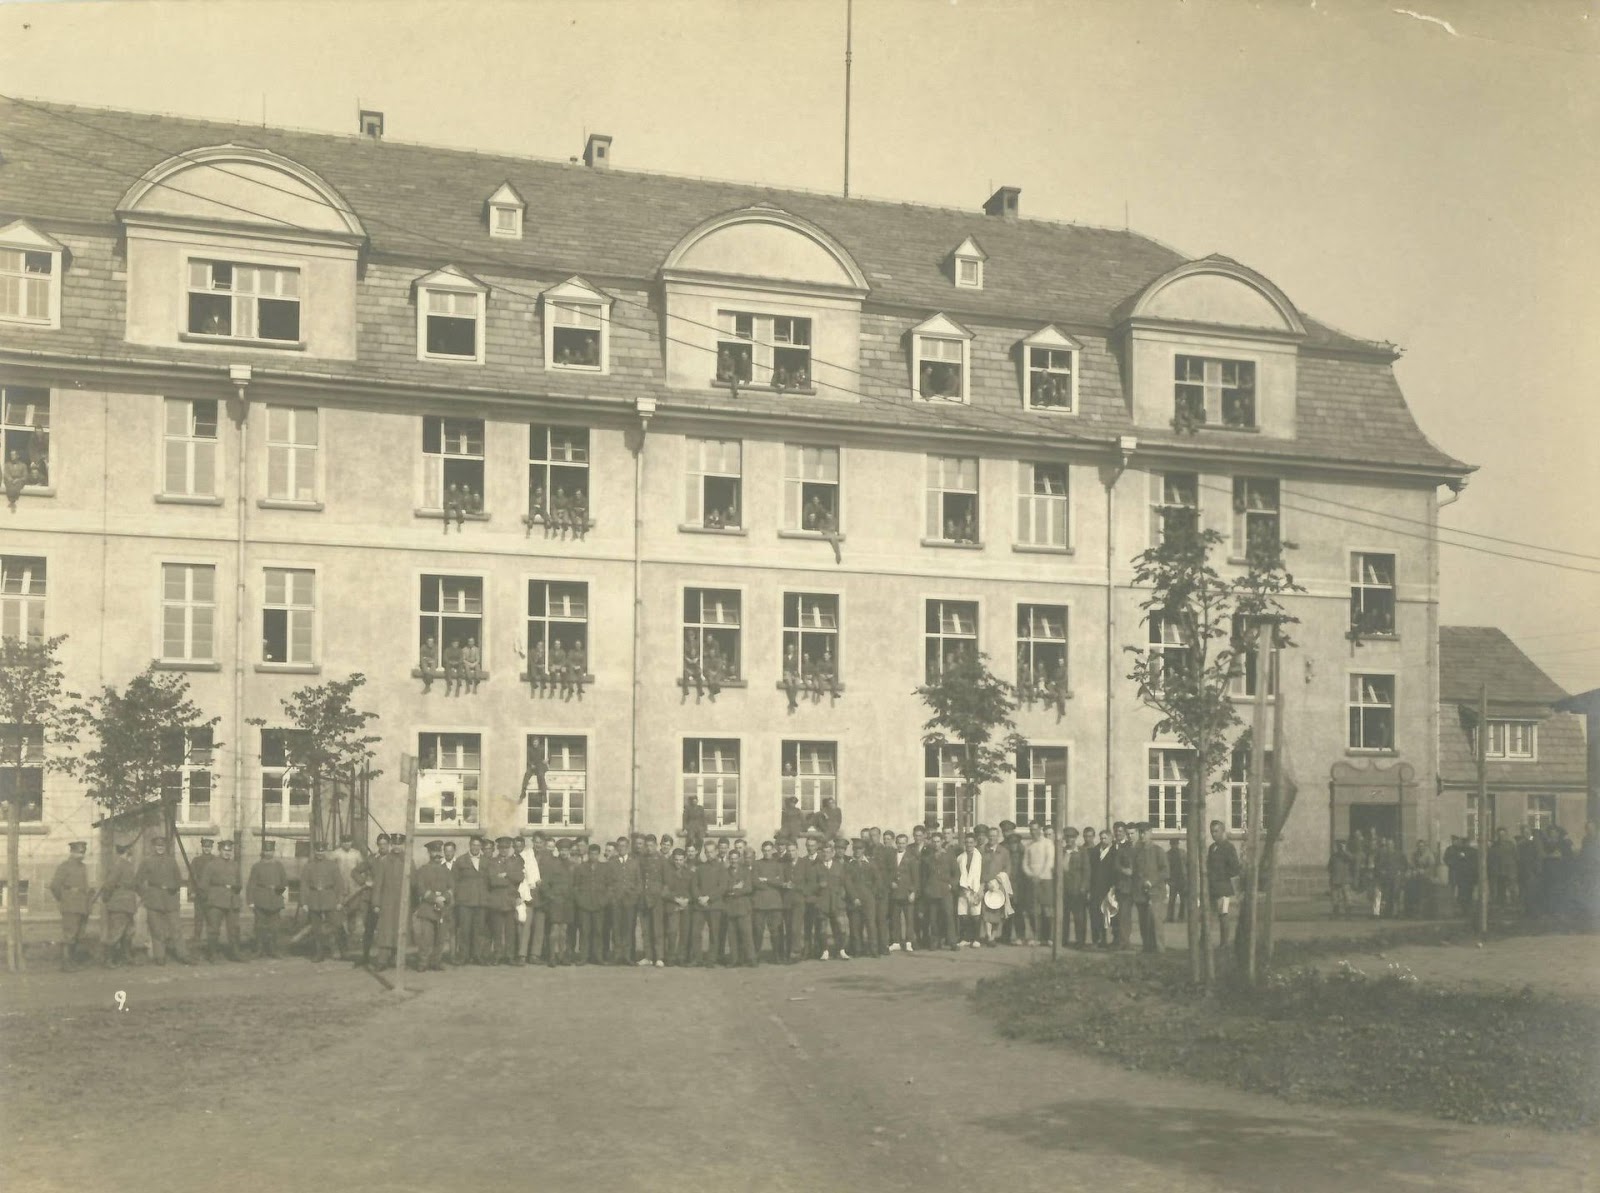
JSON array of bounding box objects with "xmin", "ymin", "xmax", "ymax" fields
[
  {"xmin": 1345, "ymin": 748, "xmax": 1399, "ymax": 758},
  {"xmin": 1181, "ymin": 421, "xmax": 1260, "ymax": 434},
  {"xmin": 778, "ymin": 529, "xmax": 845, "ymax": 543},
  {"xmin": 1013, "ymin": 544, "xmax": 1074, "ymax": 556},
  {"xmin": 522, "ymin": 827, "xmax": 589, "ymax": 838},
  {"xmin": 175, "ymin": 823, "xmax": 222, "ymax": 835},
  {"xmin": 551, "ymin": 363, "xmax": 607, "ymax": 375},
  {"xmin": 156, "ymin": 493, "xmax": 224, "ymax": 507},
  {"xmin": 518, "ymin": 672, "xmax": 596, "ymax": 686},
  {"xmin": 710, "ymin": 380, "xmax": 819, "ymax": 397},
  {"xmin": 914, "ymin": 394, "xmax": 970, "ymax": 405},
  {"xmin": 1347, "ymin": 632, "xmax": 1400, "ymax": 643},
  {"xmin": 1019, "ymin": 689, "xmax": 1073, "ymax": 704},
  {"xmin": 180, "ymin": 331, "xmax": 306, "ymax": 352},
  {"xmin": 676, "ymin": 677, "xmax": 747, "ymax": 690},
  {"xmin": 415, "ymin": 508, "xmax": 490, "ymax": 522},
  {"xmin": 154, "ymin": 660, "xmax": 223, "ymax": 672},
  {"xmin": 257, "ymin": 498, "xmax": 324, "ymax": 512},
  {"xmin": 256, "ymin": 663, "xmax": 322, "ymax": 675},
  {"xmin": 524, "ymin": 514, "xmax": 595, "ymax": 533},
  {"xmin": 1226, "ymin": 554, "xmax": 1283, "ymax": 567},
  {"xmin": 412, "ymin": 668, "xmax": 490, "ymax": 683},
  {"xmin": 252, "ymin": 825, "xmax": 311, "ymax": 836},
  {"xmin": 412, "ymin": 824, "xmax": 483, "ymax": 836},
  {"xmin": 679, "ymin": 524, "xmax": 747, "ymax": 536},
  {"xmin": 418, "ymin": 353, "xmax": 484, "ymax": 366},
  {"xmin": 7, "ymin": 486, "xmax": 56, "ymax": 500},
  {"xmin": 774, "ymin": 680, "xmax": 845, "ymax": 694},
  {"xmin": 1026, "ymin": 404, "xmax": 1077, "ymax": 415},
  {"xmin": 11, "ymin": 823, "xmax": 49, "ymax": 836},
  {"xmin": 920, "ymin": 538, "xmax": 984, "ymax": 550}
]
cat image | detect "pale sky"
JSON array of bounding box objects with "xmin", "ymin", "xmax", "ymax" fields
[{"xmin": 3, "ymin": 0, "xmax": 1597, "ymax": 691}]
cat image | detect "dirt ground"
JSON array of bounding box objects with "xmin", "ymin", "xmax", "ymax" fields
[
  {"xmin": 3, "ymin": 934, "xmax": 1596, "ymax": 1193},
  {"xmin": 1330, "ymin": 932, "xmax": 1600, "ymax": 1003}
]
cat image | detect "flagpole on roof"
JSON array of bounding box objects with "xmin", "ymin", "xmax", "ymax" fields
[{"xmin": 843, "ymin": 0, "xmax": 853, "ymax": 198}]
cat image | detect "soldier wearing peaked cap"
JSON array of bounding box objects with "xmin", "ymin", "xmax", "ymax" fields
[
  {"xmin": 101, "ymin": 842, "xmax": 139, "ymax": 967},
  {"xmin": 247, "ymin": 839, "xmax": 289, "ymax": 959},
  {"xmin": 50, "ymin": 841, "xmax": 94, "ymax": 970},
  {"xmin": 136, "ymin": 835, "xmax": 192, "ymax": 966},
  {"xmin": 201, "ymin": 839, "xmax": 245, "ymax": 961},
  {"xmin": 189, "ymin": 837, "xmax": 215, "ymax": 947},
  {"xmin": 299, "ymin": 840, "xmax": 344, "ymax": 962},
  {"xmin": 369, "ymin": 834, "xmax": 408, "ymax": 970},
  {"xmin": 411, "ymin": 841, "xmax": 454, "ymax": 971},
  {"xmin": 484, "ymin": 836, "xmax": 521, "ymax": 964}
]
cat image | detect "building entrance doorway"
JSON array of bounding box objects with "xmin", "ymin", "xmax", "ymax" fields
[{"xmin": 1348, "ymin": 803, "xmax": 1401, "ymax": 846}]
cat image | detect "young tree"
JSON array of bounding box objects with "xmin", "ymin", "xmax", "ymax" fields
[
  {"xmin": 250, "ymin": 673, "xmax": 381, "ymax": 851},
  {"xmin": 1124, "ymin": 517, "xmax": 1301, "ymax": 985},
  {"xmin": 915, "ymin": 650, "xmax": 1025, "ymax": 835},
  {"xmin": 0, "ymin": 634, "xmax": 84, "ymax": 972}
]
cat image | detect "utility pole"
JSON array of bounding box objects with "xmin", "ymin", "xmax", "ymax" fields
[
  {"xmin": 1476, "ymin": 682, "xmax": 1489, "ymax": 936},
  {"xmin": 394, "ymin": 753, "xmax": 418, "ymax": 992},
  {"xmin": 842, "ymin": 0, "xmax": 853, "ymax": 197},
  {"xmin": 1245, "ymin": 620, "xmax": 1268, "ymax": 984}
]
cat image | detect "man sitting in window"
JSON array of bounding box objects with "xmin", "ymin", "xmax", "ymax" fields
[
  {"xmin": 564, "ymin": 641, "xmax": 587, "ymax": 699},
  {"xmin": 550, "ymin": 642, "xmax": 571, "ymax": 699},
  {"xmin": 570, "ymin": 492, "xmax": 588, "ymax": 538},
  {"xmin": 419, "ymin": 637, "xmax": 438, "ymax": 693},
  {"xmin": 442, "ymin": 639, "xmax": 465, "ymax": 697},
  {"xmin": 461, "ymin": 638, "xmax": 482, "ymax": 694},
  {"xmin": 550, "ymin": 488, "xmax": 570, "ymax": 534},
  {"xmin": 528, "ymin": 486, "xmax": 547, "ymax": 527},
  {"xmin": 443, "ymin": 484, "xmax": 465, "ymax": 532},
  {"xmin": 683, "ymin": 633, "xmax": 705, "ymax": 698},
  {"xmin": 703, "ymin": 641, "xmax": 727, "ymax": 697},
  {"xmin": 782, "ymin": 644, "xmax": 802, "ymax": 711},
  {"xmin": 4, "ymin": 450, "xmax": 29, "ymax": 509},
  {"xmin": 528, "ymin": 642, "xmax": 547, "ymax": 697}
]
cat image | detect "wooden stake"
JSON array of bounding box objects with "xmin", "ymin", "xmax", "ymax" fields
[
  {"xmin": 1477, "ymin": 683, "xmax": 1490, "ymax": 936},
  {"xmin": 394, "ymin": 753, "xmax": 418, "ymax": 993}
]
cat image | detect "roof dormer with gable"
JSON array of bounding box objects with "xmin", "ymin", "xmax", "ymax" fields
[{"xmin": 486, "ymin": 181, "xmax": 526, "ymax": 240}]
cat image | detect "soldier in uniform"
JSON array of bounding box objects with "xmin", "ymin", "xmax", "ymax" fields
[
  {"xmin": 136, "ymin": 835, "xmax": 191, "ymax": 965},
  {"xmin": 750, "ymin": 840, "xmax": 786, "ymax": 962},
  {"xmin": 1061, "ymin": 828, "xmax": 1088, "ymax": 945},
  {"xmin": 412, "ymin": 841, "xmax": 454, "ymax": 970},
  {"xmin": 329, "ymin": 835, "xmax": 364, "ymax": 955},
  {"xmin": 1129, "ymin": 822, "xmax": 1169, "ymax": 953},
  {"xmin": 201, "ymin": 839, "xmax": 245, "ymax": 962},
  {"xmin": 101, "ymin": 842, "xmax": 140, "ymax": 967},
  {"xmin": 689, "ymin": 846, "xmax": 728, "ymax": 966},
  {"xmin": 541, "ymin": 839, "xmax": 574, "ymax": 966},
  {"xmin": 484, "ymin": 836, "xmax": 520, "ymax": 964},
  {"xmin": 921, "ymin": 831, "xmax": 958, "ymax": 950},
  {"xmin": 723, "ymin": 849, "xmax": 756, "ymax": 966},
  {"xmin": 573, "ymin": 843, "xmax": 611, "ymax": 964},
  {"xmin": 245, "ymin": 840, "xmax": 288, "ymax": 958},
  {"xmin": 451, "ymin": 836, "xmax": 488, "ymax": 964},
  {"xmin": 888, "ymin": 833, "xmax": 919, "ymax": 951},
  {"xmin": 663, "ymin": 847, "xmax": 693, "ymax": 965},
  {"xmin": 811, "ymin": 841, "xmax": 851, "ymax": 960},
  {"xmin": 638, "ymin": 836, "xmax": 669, "ymax": 967},
  {"xmin": 368, "ymin": 834, "xmax": 409, "ymax": 970},
  {"xmin": 189, "ymin": 837, "xmax": 215, "ymax": 948},
  {"xmin": 349, "ymin": 834, "xmax": 385, "ymax": 965},
  {"xmin": 682, "ymin": 797, "xmax": 709, "ymax": 852},
  {"xmin": 607, "ymin": 836, "xmax": 642, "ymax": 964},
  {"xmin": 299, "ymin": 841, "xmax": 345, "ymax": 962},
  {"xmin": 845, "ymin": 840, "xmax": 879, "ymax": 957},
  {"xmin": 50, "ymin": 840, "xmax": 94, "ymax": 970}
]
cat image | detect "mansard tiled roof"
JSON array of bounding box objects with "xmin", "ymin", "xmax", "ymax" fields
[
  {"xmin": 1440, "ymin": 627, "xmax": 1572, "ymax": 707},
  {"xmin": 0, "ymin": 97, "xmax": 1469, "ymax": 475}
]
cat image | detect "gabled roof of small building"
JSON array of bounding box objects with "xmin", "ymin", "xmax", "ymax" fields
[{"xmin": 1439, "ymin": 626, "xmax": 1571, "ymax": 707}]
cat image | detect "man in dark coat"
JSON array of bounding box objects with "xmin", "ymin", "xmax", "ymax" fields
[
  {"xmin": 484, "ymin": 836, "xmax": 520, "ymax": 964},
  {"xmin": 101, "ymin": 843, "xmax": 140, "ymax": 967},
  {"xmin": 541, "ymin": 841, "xmax": 575, "ymax": 966},
  {"xmin": 1129, "ymin": 822, "xmax": 1170, "ymax": 953},
  {"xmin": 367, "ymin": 834, "xmax": 408, "ymax": 970},
  {"xmin": 299, "ymin": 842, "xmax": 345, "ymax": 961},
  {"xmin": 1165, "ymin": 838, "xmax": 1188, "ymax": 923},
  {"xmin": 1061, "ymin": 828, "xmax": 1089, "ymax": 945},
  {"xmin": 201, "ymin": 839, "xmax": 245, "ymax": 962},
  {"xmin": 573, "ymin": 843, "xmax": 612, "ymax": 964},
  {"xmin": 451, "ymin": 836, "xmax": 488, "ymax": 965},
  {"xmin": 136, "ymin": 835, "xmax": 191, "ymax": 965},
  {"xmin": 50, "ymin": 840, "xmax": 94, "ymax": 970},
  {"xmin": 1087, "ymin": 826, "xmax": 1114, "ymax": 947},
  {"xmin": 189, "ymin": 837, "xmax": 215, "ymax": 948},
  {"xmin": 245, "ymin": 840, "xmax": 288, "ymax": 958},
  {"xmin": 689, "ymin": 848, "xmax": 728, "ymax": 966},
  {"xmin": 607, "ymin": 836, "xmax": 643, "ymax": 964},
  {"xmin": 1206, "ymin": 821, "xmax": 1243, "ymax": 944},
  {"xmin": 412, "ymin": 841, "xmax": 454, "ymax": 970}
]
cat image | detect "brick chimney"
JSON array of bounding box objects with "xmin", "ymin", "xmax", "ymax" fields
[
  {"xmin": 359, "ymin": 110, "xmax": 384, "ymax": 140},
  {"xmin": 983, "ymin": 186, "xmax": 1020, "ymax": 218},
  {"xmin": 583, "ymin": 134, "xmax": 613, "ymax": 169}
]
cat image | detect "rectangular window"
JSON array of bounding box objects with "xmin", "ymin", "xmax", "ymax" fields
[
  {"xmin": 262, "ymin": 567, "xmax": 315, "ymax": 665},
  {"xmin": 925, "ymin": 598, "xmax": 978, "ymax": 684},
  {"xmin": 1482, "ymin": 720, "xmax": 1536, "ymax": 760},
  {"xmin": 1175, "ymin": 355, "xmax": 1255, "ymax": 429},
  {"xmin": 1349, "ymin": 552, "xmax": 1397, "ymax": 637},
  {"xmin": 684, "ymin": 589, "xmax": 741, "ymax": 681},
  {"xmin": 1148, "ymin": 747, "xmax": 1192, "ymax": 831},
  {"xmin": 422, "ymin": 416, "xmax": 484, "ymax": 513},
  {"xmin": 925, "ymin": 455, "xmax": 979, "ymax": 543},
  {"xmin": 1227, "ymin": 741, "xmax": 1274, "ymax": 832},
  {"xmin": 782, "ymin": 592, "xmax": 839, "ymax": 685},
  {"xmin": 260, "ymin": 728, "xmax": 312, "ymax": 827},
  {"xmin": 549, "ymin": 301, "xmax": 604, "ymax": 370},
  {"xmin": 162, "ymin": 563, "xmax": 216, "ymax": 662},
  {"xmin": 1147, "ymin": 613, "xmax": 1189, "ymax": 696},
  {"xmin": 265, "ymin": 405, "xmax": 318, "ymax": 503},
  {"xmin": 686, "ymin": 438, "xmax": 741, "ymax": 530},
  {"xmin": 1466, "ymin": 793, "xmax": 1497, "ymax": 842},
  {"xmin": 422, "ymin": 288, "xmax": 481, "ymax": 360},
  {"xmin": 1150, "ymin": 472, "xmax": 1198, "ymax": 545},
  {"xmin": 0, "ymin": 555, "xmax": 46, "ymax": 644},
  {"xmin": 1348, "ymin": 674, "xmax": 1396, "ymax": 752},
  {"xmin": 526, "ymin": 734, "xmax": 587, "ymax": 827},
  {"xmin": 163, "ymin": 398, "xmax": 219, "ymax": 497},
  {"xmin": 528, "ymin": 424, "xmax": 590, "ymax": 528},
  {"xmin": 1016, "ymin": 461, "xmax": 1068, "ymax": 548},
  {"xmin": 419, "ymin": 575, "xmax": 484, "ymax": 672},
  {"xmin": 1027, "ymin": 347, "xmax": 1074, "ymax": 410},
  {"xmin": 0, "ymin": 725, "xmax": 43, "ymax": 824},
  {"xmin": 0, "ymin": 248, "xmax": 55, "ymax": 324},
  {"xmin": 1232, "ymin": 477, "xmax": 1280, "ymax": 556},
  {"xmin": 782, "ymin": 740, "xmax": 837, "ymax": 817},
  {"xmin": 187, "ymin": 260, "xmax": 301, "ymax": 342},
  {"xmin": 526, "ymin": 580, "xmax": 588, "ymax": 675},
  {"xmin": 916, "ymin": 337, "xmax": 966, "ymax": 401},
  {"xmin": 955, "ymin": 258, "xmax": 982, "ymax": 289},
  {"xmin": 161, "ymin": 728, "xmax": 214, "ymax": 825},
  {"xmin": 923, "ymin": 744, "xmax": 963, "ymax": 831},
  {"xmin": 417, "ymin": 732, "xmax": 481, "ymax": 827},
  {"xmin": 783, "ymin": 445, "xmax": 839, "ymax": 533},
  {"xmin": 683, "ymin": 739, "xmax": 740, "ymax": 829},
  {"xmin": 1016, "ymin": 604, "xmax": 1067, "ymax": 697},
  {"xmin": 1, "ymin": 387, "xmax": 50, "ymax": 488},
  {"xmin": 1227, "ymin": 613, "xmax": 1278, "ymax": 700},
  {"xmin": 715, "ymin": 311, "xmax": 811, "ymax": 390},
  {"xmin": 1526, "ymin": 794, "xmax": 1556, "ymax": 832},
  {"xmin": 0, "ymin": 880, "xmax": 30, "ymax": 912},
  {"xmin": 1014, "ymin": 745, "xmax": 1067, "ymax": 826},
  {"xmin": 491, "ymin": 205, "xmax": 523, "ymax": 239}
]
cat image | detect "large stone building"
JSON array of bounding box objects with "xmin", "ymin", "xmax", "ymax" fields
[{"xmin": 0, "ymin": 98, "xmax": 1472, "ymax": 911}]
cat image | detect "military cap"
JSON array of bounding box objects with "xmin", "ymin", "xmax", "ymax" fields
[
  {"xmin": 587, "ymin": 843, "xmax": 602, "ymax": 854},
  {"xmin": 200, "ymin": 838, "xmax": 216, "ymax": 847},
  {"xmin": 68, "ymin": 840, "xmax": 87, "ymax": 853},
  {"xmin": 425, "ymin": 841, "xmax": 444, "ymax": 854},
  {"xmin": 1135, "ymin": 821, "xmax": 1151, "ymax": 831},
  {"xmin": 375, "ymin": 833, "xmax": 391, "ymax": 844},
  {"xmin": 495, "ymin": 835, "xmax": 513, "ymax": 846},
  {"xmin": 115, "ymin": 842, "xmax": 132, "ymax": 855},
  {"xmin": 261, "ymin": 839, "xmax": 276, "ymax": 853},
  {"xmin": 218, "ymin": 839, "xmax": 235, "ymax": 850},
  {"xmin": 149, "ymin": 836, "xmax": 167, "ymax": 846},
  {"xmin": 390, "ymin": 833, "xmax": 406, "ymax": 844},
  {"xmin": 999, "ymin": 820, "xmax": 1017, "ymax": 831}
]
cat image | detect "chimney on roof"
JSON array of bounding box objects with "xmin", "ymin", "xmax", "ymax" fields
[
  {"xmin": 983, "ymin": 186, "xmax": 1020, "ymax": 218},
  {"xmin": 583, "ymin": 134, "xmax": 613, "ymax": 169},
  {"xmin": 360, "ymin": 110, "xmax": 384, "ymax": 140}
]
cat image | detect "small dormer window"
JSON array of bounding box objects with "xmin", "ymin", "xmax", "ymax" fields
[
  {"xmin": 0, "ymin": 220, "xmax": 66, "ymax": 330},
  {"xmin": 542, "ymin": 278, "xmax": 612, "ymax": 374},
  {"xmin": 910, "ymin": 313, "xmax": 974, "ymax": 403},
  {"xmin": 415, "ymin": 266, "xmax": 488, "ymax": 364},
  {"xmin": 949, "ymin": 236, "xmax": 987, "ymax": 290},
  {"xmin": 486, "ymin": 182, "xmax": 525, "ymax": 240},
  {"xmin": 1021, "ymin": 325, "xmax": 1082, "ymax": 413}
]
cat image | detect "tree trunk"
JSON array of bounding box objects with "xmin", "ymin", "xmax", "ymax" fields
[
  {"xmin": 1186, "ymin": 746, "xmax": 1211, "ymax": 985},
  {"xmin": 6, "ymin": 788, "xmax": 22, "ymax": 972}
]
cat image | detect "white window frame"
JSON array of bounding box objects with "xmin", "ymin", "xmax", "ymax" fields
[
  {"xmin": 416, "ymin": 731, "xmax": 484, "ymax": 829},
  {"xmin": 682, "ymin": 737, "xmax": 741, "ymax": 830},
  {"xmin": 421, "ymin": 415, "xmax": 485, "ymax": 513},
  {"xmin": 264, "ymin": 404, "xmax": 320, "ymax": 505},
  {"xmin": 261, "ymin": 566, "xmax": 316, "ymax": 666},
  {"xmin": 1526, "ymin": 794, "xmax": 1556, "ymax": 831},
  {"xmin": 782, "ymin": 740, "xmax": 837, "ymax": 817},
  {"xmin": 526, "ymin": 579, "xmax": 589, "ymax": 674},
  {"xmin": 1483, "ymin": 720, "xmax": 1537, "ymax": 761},
  {"xmin": 525, "ymin": 732, "xmax": 588, "ymax": 828},
  {"xmin": 685, "ymin": 438, "xmax": 742, "ymax": 530},
  {"xmin": 1148, "ymin": 746, "xmax": 1192, "ymax": 833},
  {"xmin": 1016, "ymin": 603, "xmax": 1068, "ymax": 694},
  {"xmin": 491, "ymin": 205, "xmax": 523, "ymax": 239},
  {"xmin": 1227, "ymin": 740, "xmax": 1274, "ymax": 832},
  {"xmin": 1014, "ymin": 744, "xmax": 1068, "ymax": 827},
  {"xmin": 0, "ymin": 220, "xmax": 64, "ymax": 330},
  {"xmin": 1349, "ymin": 551, "xmax": 1397, "ymax": 638},
  {"xmin": 162, "ymin": 727, "xmax": 215, "ymax": 826},
  {"xmin": 1016, "ymin": 460, "xmax": 1069, "ymax": 549},
  {"xmin": 684, "ymin": 587, "xmax": 743, "ymax": 682},
  {"xmin": 714, "ymin": 310, "xmax": 813, "ymax": 390},
  {"xmin": 528, "ymin": 423, "xmax": 591, "ymax": 526},
  {"xmin": 184, "ymin": 258, "xmax": 302, "ymax": 345},
  {"xmin": 0, "ymin": 724, "xmax": 44, "ymax": 825},
  {"xmin": 950, "ymin": 236, "xmax": 986, "ymax": 292},
  {"xmin": 161, "ymin": 562, "xmax": 217, "ymax": 663},
  {"xmin": 162, "ymin": 397, "xmax": 220, "ymax": 498},
  {"xmin": 416, "ymin": 268, "xmax": 487, "ymax": 364},
  {"xmin": 0, "ymin": 385, "xmax": 52, "ymax": 492},
  {"xmin": 925, "ymin": 455, "xmax": 980, "ymax": 544},
  {"xmin": 260, "ymin": 727, "xmax": 312, "ymax": 828},
  {"xmin": 1021, "ymin": 326, "xmax": 1081, "ymax": 412},
  {"xmin": 925, "ymin": 598, "xmax": 979, "ymax": 684},
  {"xmin": 923, "ymin": 743, "xmax": 964, "ymax": 831},
  {"xmin": 542, "ymin": 278, "xmax": 612, "ymax": 375},
  {"xmin": 915, "ymin": 336, "xmax": 969, "ymax": 402},
  {"xmin": 1348, "ymin": 672, "xmax": 1397, "ymax": 753},
  {"xmin": 1147, "ymin": 613, "xmax": 1189, "ymax": 696},
  {"xmin": 782, "ymin": 592, "xmax": 841, "ymax": 685},
  {"xmin": 782, "ymin": 444, "xmax": 841, "ymax": 534},
  {"xmin": 1175, "ymin": 354, "xmax": 1257, "ymax": 429},
  {"xmin": 0, "ymin": 555, "xmax": 47, "ymax": 644},
  {"xmin": 1232, "ymin": 476, "xmax": 1281, "ymax": 557},
  {"xmin": 418, "ymin": 573, "xmax": 487, "ymax": 675},
  {"xmin": 1150, "ymin": 471, "xmax": 1199, "ymax": 547},
  {"xmin": 1227, "ymin": 613, "xmax": 1278, "ymax": 701}
]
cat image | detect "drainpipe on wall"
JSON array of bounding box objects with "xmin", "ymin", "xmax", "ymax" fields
[
  {"xmin": 1429, "ymin": 478, "xmax": 1466, "ymax": 843},
  {"xmin": 629, "ymin": 396, "xmax": 657, "ymax": 837},
  {"xmin": 228, "ymin": 365, "xmax": 251, "ymax": 852},
  {"xmin": 1105, "ymin": 435, "xmax": 1137, "ymax": 827}
]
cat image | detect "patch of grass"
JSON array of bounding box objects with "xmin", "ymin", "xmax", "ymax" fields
[{"xmin": 974, "ymin": 947, "xmax": 1600, "ymax": 1132}]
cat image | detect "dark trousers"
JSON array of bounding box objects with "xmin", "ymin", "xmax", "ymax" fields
[
  {"xmin": 579, "ymin": 909, "xmax": 604, "ymax": 962},
  {"xmin": 306, "ymin": 910, "xmax": 335, "ymax": 959},
  {"xmin": 454, "ymin": 905, "xmax": 485, "ymax": 963},
  {"xmin": 1065, "ymin": 893, "xmax": 1089, "ymax": 945},
  {"xmin": 60, "ymin": 911, "xmax": 87, "ymax": 965},
  {"xmin": 725, "ymin": 911, "xmax": 755, "ymax": 964},
  {"xmin": 252, "ymin": 907, "xmax": 281, "ymax": 956},
  {"xmin": 146, "ymin": 909, "xmax": 186, "ymax": 963},
  {"xmin": 487, "ymin": 908, "xmax": 514, "ymax": 960},
  {"xmin": 1135, "ymin": 900, "xmax": 1160, "ymax": 952},
  {"xmin": 819, "ymin": 909, "xmax": 850, "ymax": 952},
  {"xmin": 1166, "ymin": 884, "xmax": 1187, "ymax": 922},
  {"xmin": 524, "ymin": 907, "xmax": 546, "ymax": 962},
  {"xmin": 191, "ymin": 900, "xmax": 208, "ymax": 943},
  {"xmin": 1089, "ymin": 890, "xmax": 1110, "ymax": 944},
  {"xmin": 362, "ymin": 908, "xmax": 379, "ymax": 960},
  {"xmin": 642, "ymin": 901, "xmax": 666, "ymax": 962},
  {"xmin": 610, "ymin": 902, "xmax": 637, "ymax": 963},
  {"xmin": 664, "ymin": 906, "xmax": 689, "ymax": 963},
  {"xmin": 546, "ymin": 918, "xmax": 570, "ymax": 964},
  {"xmin": 924, "ymin": 895, "xmax": 955, "ymax": 947},
  {"xmin": 691, "ymin": 909, "xmax": 722, "ymax": 963},
  {"xmin": 875, "ymin": 896, "xmax": 891, "ymax": 955},
  {"xmin": 414, "ymin": 912, "xmax": 446, "ymax": 967},
  {"xmin": 784, "ymin": 902, "xmax": 808, "ymax": 960},
  {"xmin": 205, "ymin": 907, "xmax": 241, "ymax": 955},
  {"xmin": 753, "ymin": 909, "xmax": 783, "ymax": 960},
  {"xmin": 850, "ymin": 897, "xmax": 878, "ymax": 954}
]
